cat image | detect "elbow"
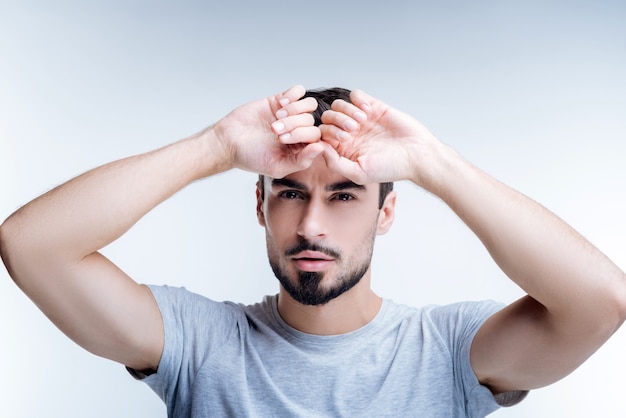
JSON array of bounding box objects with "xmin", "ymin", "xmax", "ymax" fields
[
  {"xmin": 0, "ymin": 213, "xmax": 35, "ymax": 286},
  {"xmin": 0, "ymin": 218, "xmax": 14, "ymax": 279},
  {"xmin": 568, "ymin": 271, "xmax": 626, "ymax": 342},
  {"xmin": 613, "ymin": 274, "xmax": 626, "ymax": 330},
  {"xmin": 596, "ymin": 270, "xmax": 626, "ymax": 338},
  {"xmin": 0, "ymin": 215, "xmax": 20, "ymax": 282}
]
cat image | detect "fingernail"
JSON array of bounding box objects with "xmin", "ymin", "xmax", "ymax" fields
[
  {"xmin": 273, "ymin": 121, "xmax": 285, "ymax": 133},
  {"xmin": 361, "ymin": 103, "xmax": 371, "ymax": 112},
  {"xmin": 353, "ymin": 110, "xmax": 367, "ymax": 122},
  {"xmin": 279, "ymin": 132, "xmax": 291, "ymax": 141},
  {"xmin": 343, "ymin": 119, "xmax": 358, "ymax": 131},
  {"xmin": 279, "ymin": 98, "xmax": 290, "ymax": 106},
  {"xmin": 337, "ymin": 130, "xmax": 348, "ymax": 140},
  {"xmin": 276, "ymin": 109, "xmax": 288, "ymax": 119}
]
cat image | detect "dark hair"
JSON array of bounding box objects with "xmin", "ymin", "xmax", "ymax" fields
[
  {"xmin": 259, "ymin": 87, "xmax": 393, "ymax": 209},
  {"xmin": 303, "ymin": 87, "xmax": 352, "ymax": 126}
]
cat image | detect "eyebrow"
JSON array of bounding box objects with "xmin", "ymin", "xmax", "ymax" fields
[
  {"xmin": 271, "ymin": 178, "xmax": 366, "ymax": 192},
  {"xmin": 271, "ymin": 178, "xmax": 307, "ymax": 190},
  {"xmin": 326, "ymin": 181, "xmax": 366, "ymax": 192}
]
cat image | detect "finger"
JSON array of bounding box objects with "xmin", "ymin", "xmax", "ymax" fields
[
  {"xmin": 321, "ymin": 109, "xmax": 360, "ymax": 133},
  {"xmin": 275, "ymin": 97, "xmax": 318, "ymax": 119},
  {"xmin": 349, "ymin": 89, "xmax": 374, "ymax": 114},
  {"xmin": 330, "ymin": 99, "xmax": 368, "ymax": 123},
  {"xmin": 276, "ymin": 85, "xmax": 306, "ymax": 107},
  {"xmin": 278, "ymin": 126, "xmax": 321, "ymax": 144},
  {"xmin": 272, "ymin": 113, "xmax": 315, "ymax": 135},
  {"xmin": 319, "ymin": 123, "xmax": 352, "ymax": 142},
  {"xmin": 291, "ymin": 142, "xmax": 324, "ymax": 170},
  {"xmin": 320, "ymin": 142, "xmax": 367, "ymax": 184}
]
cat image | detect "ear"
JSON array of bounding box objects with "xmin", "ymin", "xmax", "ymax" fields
[
  {"xmin": 376, "ymin": 191, "xmax": 396, "ymax": 235},
  {"xmin": 256, "ymin": 181, "xmax": 266, "ymax": 227}
]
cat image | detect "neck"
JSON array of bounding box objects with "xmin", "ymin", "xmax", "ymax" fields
[{"xmin": 276, "ymin": 275, "xmax": 382, "ymax": 335}]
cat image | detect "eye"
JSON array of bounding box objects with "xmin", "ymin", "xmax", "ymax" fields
[
  {"xmin": 331, "ymin": 193, "xmax": 355, "ymax": 202},
  {"xmin": 278, "ymin": 190, "xmax": 304, "ymax": 200}
]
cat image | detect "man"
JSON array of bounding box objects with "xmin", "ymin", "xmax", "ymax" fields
[{"xmin": 1, "ymin": 85, "xmax": 624, "ymax": 417}]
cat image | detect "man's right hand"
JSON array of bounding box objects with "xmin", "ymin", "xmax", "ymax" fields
[
  {"xmin": 0, "ymin": 85, "xmax": 325, "ymax": 373},
  {"xmin": 212, "ymin": 85, "xmax": 324, "ymax": 179}
]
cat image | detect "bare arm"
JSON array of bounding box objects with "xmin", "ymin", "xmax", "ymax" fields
[
  {"xmin": 428, "ymin": 146, "xmax": 626, "ymax": 393},
  {"xmin": 319, "ymin": 89, "xmax": 626, "ymax": 393},
  {"xmin": 0, "ymin": 85, "xmax": 322, "ymax": 371}
]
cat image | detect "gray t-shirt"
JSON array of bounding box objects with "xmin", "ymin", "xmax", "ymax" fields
[{"xmin": 137, "ymin": 285, "xmax": 524, "ymax": 417}]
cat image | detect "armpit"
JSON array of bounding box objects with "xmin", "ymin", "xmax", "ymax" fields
[
  {"xmin": 494, "ymin": 390, "xmax": 529, "ymax": 407},
  {"xmin": 125, "ymin": 365, "xmax": 157, "ymax": 380}
]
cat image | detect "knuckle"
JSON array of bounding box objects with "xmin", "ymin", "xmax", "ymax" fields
[
  {"xmin": 320, "ymin": 111, "xmax": 333, "ymax": 124},
  {"xmin": 331, "ymin": 99, "xmax": 346, "ymax": 110},
  {"xmin": 302, "ymin": 97, "xmax": 318, "ymax": 111}
]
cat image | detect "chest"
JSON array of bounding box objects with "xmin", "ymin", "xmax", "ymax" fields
[{"xmin": 187, "ymin": 328, "xmax": 460, "ymax": 417}]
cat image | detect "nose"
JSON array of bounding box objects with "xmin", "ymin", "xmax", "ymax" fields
[{"xmin": 297, "ymin": 199, "xmax": 327, "ymax": 240}]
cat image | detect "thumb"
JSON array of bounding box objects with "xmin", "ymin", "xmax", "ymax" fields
[
  {"xmin": 320, "ymin": 142, "xmax": 367, "ymax": 184},
  {"xmin": 292, "ymin": 142, "xmax": 324, "ymax": 171}
]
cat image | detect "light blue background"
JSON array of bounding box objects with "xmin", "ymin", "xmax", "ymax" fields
[{"xmin": 1, "ymin": 1, "xmax": 624, "ymax": 416}]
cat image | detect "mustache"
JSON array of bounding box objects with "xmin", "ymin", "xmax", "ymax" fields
[{"xmin": 285, "ymin": 240, "xmax": 341, "ymax": 260}]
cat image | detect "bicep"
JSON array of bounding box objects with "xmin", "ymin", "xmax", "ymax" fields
[
  {"xmin": 23, "ymin": 252, "xmax": 164, "ymax": 371},
  {"xmin": 470, "ymin": 295, "xmax": 602, "ymax": 394}
]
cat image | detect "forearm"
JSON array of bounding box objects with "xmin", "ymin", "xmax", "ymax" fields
[
  {"xmin": 316, "ymin": 88, "xmax": 626, "ymax": 389},
  {"xmin": 424, "ymin": 145, "xmax": 626, "ymax": 329},
  {"xmin": 0, "ymin": 85, "xmax": 318, "ymax": 370},
  {"xmin": 1, "ymin": 126, "xmax": 228, "ymax": 280}
]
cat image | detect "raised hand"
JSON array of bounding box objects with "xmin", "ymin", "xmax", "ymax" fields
[
  {"xmin": 319, "ymin": 89, "xmax": 445, "ymax": 190},
  {"xmin": 212, "ymin": 85, "xmax": 323, "ymax": 179}
]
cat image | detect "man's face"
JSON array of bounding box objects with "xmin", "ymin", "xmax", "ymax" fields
[{"xmin": 257, "ymin": 157, "xmax": 395, "ymax": 305}]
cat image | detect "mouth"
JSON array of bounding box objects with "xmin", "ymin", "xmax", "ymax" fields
[
  {"xmin": 292, "ymin": 250, "xmax": 334, "ymax": 261},
  {"xmin": 291, "ymin": 251, "xmax": 335, "ymax": 272}
]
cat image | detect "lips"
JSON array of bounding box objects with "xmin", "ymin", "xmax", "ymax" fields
[
  {"xmin": 292, "ymin": 250, "xmax": 334, "ymax": 261},
  {"xmin": 291, "ymin": 251, "xmax": 335, "ymax": 272}
]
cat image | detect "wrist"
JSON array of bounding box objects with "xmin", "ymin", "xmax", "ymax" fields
[
  {"xmin": 407, "ymin": 137, "xmax": 457, "ymax": 195},
  {"xmin": 189, "ymin": 124, "xmax": 235, "ymax": 179},
  {"xmin": 416, "ymin": 142, "xmax": 481, "ymax": 204}
]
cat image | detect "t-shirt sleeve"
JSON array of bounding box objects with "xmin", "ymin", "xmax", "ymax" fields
[
  {"xmin": 131, "ymin": 285, "xmax": 242, "ymax": 416},
  {"xmin": 430, "ymin": 301, "xmax": 528, "ymax": 417}
]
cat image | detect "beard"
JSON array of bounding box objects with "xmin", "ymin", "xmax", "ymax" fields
[{"xmin": 268, "ymin": 238, "xmax": 373, "ymax": 306}]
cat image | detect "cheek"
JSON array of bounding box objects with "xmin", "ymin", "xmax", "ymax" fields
[
  {"xmin": 264, "ymin": 208, "xmax": 299, "ymax": 240},
  {"xmin": 335, "ymin": 214, "xmax": 379, "ymax": 248},
  {"xmin": 264, "ymin": 229, "xmax": 280, "ymax": 258}
]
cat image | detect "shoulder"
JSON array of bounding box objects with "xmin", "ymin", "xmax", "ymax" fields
[
  {"xmin": 382, "ymin": 299, "xmax": 504, "ymax": 346},
  {"xmin": 385, "ymin": 299, "xmax": 503, "ymax": 325},
  {"xmin": 426, "ymin": 300, "xmax": 504, "ymax": 323},
  {"xmin": 147, "ymin": 285, "xmax": 247, "ymax": 331}
]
